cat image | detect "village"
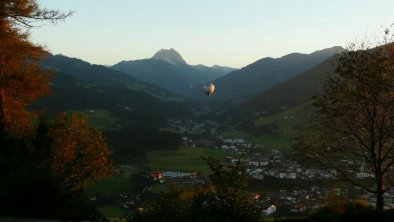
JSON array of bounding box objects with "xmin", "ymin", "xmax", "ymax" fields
[
  {"xmin": 164, "ymin": 119, "xmax": 394, "ymax": 214},
  {"xmin": 92, "ymin": 119, "xmax": 394, "ymax": 217}
]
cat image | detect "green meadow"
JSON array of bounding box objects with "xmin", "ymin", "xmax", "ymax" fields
[
  {"xmin": 88, "ymin": 110, "xmax": 120, "ymax": 130},
  {"xmin": 222, "ymin": 102, "xmax": 313, "ymax": 151},
  {"xmin": 147, "ymin": 146, "xmax": 237, "ymax": 174}
]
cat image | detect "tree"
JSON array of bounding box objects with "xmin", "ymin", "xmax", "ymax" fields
[
  {"xmin": 48, "ymin": 112, "xmax": 114, "ymax": 192},
  {"xmin": 0, "ymin": 0, "xmax": 71, "ymax": 137},
  {"xmin": 0, "ymin": 3, "xmax": 113, "ymax": 218},
  {"xmin": 0, "ymin": 113, "xmax": 112, "ymax": 219},
  {"xmin": 188, "ymin": 157, "xmax": 262, "ymax": 222},
  {"xmin": 1, "ymin": 0, "xmax": 71, "ymax": 27},
  {"xmin": 131, "ymin": 185, "xmax": 190, "ymax": 222},
  {"xmin": 295, "ymin": 28, "xmax": 394, "ymax": 211}
]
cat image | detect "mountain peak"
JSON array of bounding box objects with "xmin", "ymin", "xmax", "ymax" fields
[{"xmin": 152, "ymin": 48, "xmax": 187, "ymax": 66}]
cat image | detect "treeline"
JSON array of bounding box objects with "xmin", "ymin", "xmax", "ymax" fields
[
  {"xmin": 0, "ymin": 1, "xmax": 113, "ymax": 220},
  {"xmin": 105, "ymin": 127, "xmax": 182, "ymax": 163}
]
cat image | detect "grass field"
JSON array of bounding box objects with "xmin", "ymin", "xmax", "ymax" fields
[
  {"xmin": 248, "ymin": 177, "xmax": 349, "ymax": 193},
  {"xmin": 254, "ymin": 101, "xmax": 312, "ymax": 136},
  {"xmin": 221, "ymin": 130, "xmax": 254, "ymax": 139},
  {"xmin": 86, "ymin": 176, "xmax": 132, "ymax": 220},
  {"xmin": 87, "ymin": 110, "xmax": 120, "ymax": 129},
  {"xmin": 86, "ymin": 176, "xmax": 133, "ymax": 196},
  {"xmin": 97, "ymin": 205, "xmax": 126, "ymax": 220},
  {"xmin": 251, "ymin": 135, "xmax": 295, "ymax": 150},
  {"xmin": 147, "ymin": 147, "xmax": 237, "ymax": 174}
]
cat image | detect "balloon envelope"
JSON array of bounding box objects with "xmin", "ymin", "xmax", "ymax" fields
[{"xmin": 202, "ymin": 83, "xmax": 215, "ymax": 96}]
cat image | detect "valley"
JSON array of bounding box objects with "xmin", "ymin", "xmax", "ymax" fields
[
  {"xmin": 31, "ymin": 47, "xmax": 351, "ymax": 219},
  {"xmin": 2, "ymin": 2, "xmax": 394, "ymax": 221}
]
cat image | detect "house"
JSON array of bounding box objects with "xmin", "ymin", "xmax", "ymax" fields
[
  {"xmin": 262, "ymin": 205, "xmax": 277, "ymax": 216},
  {"xmin": 152, "ymin": 171, "xmax": 198, "ymax": 183},
  {"xmin": 249, "ymin": 169, "xmax": 264, "ymax": 180},
  {"xmin": 260, "ymin": 159, "xmax": 270, "ymax": 167},
  {"xmin": 151, "ymin": 171, "xmax": 163, "ymax": 182},
  {"xmin": 222, "ymin": 145, "xmax": 229, "ymax": 150},
  {"xmin": 291, "ymin": 204, "xmax": 307, "ymax": 212},
  {"xmin": 278, "ymin": 171, "xmax": 296, "ymax": 179},
  {"xmin": 357, "ymin": 163, "xmax": 374, "ymax": 178},
  {"xmin": 229, "ymin": 145, "xmax": 237, "ymax": 150},
  {"xmin": 162, "ymin": 171, "xmax": 198, "ymax": 184},
  {"xmin": 266, "ymin": 168, "xmax": 280, "ymax": 177},
  {"xmin": 305, "ymin": 168, "xmax": 336, "ymax": 179},
  {"xmin": 247, "ymin": 159, "xmax": 261, "ymax": 167},
  {"xmin": 287, "ymin": 172, "xmax": 297, "ymax": 179},
  {"xmin": 223, "ymin": 138, "xmax": 245, "ymax": 144},
  {"xmin": 235, "ymin": 138, "xmax": 245, "ymax": 143}
]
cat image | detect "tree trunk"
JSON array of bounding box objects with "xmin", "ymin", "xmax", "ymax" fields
[
  {"xmin": 376, "ymin": 173, "xmax": 384, "ymax": 211},
  {"xmin": 0, "ymin": 89, "xmax": 5, "ymax": 139}
]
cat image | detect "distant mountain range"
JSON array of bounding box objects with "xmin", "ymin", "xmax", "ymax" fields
[
  {"xmin": 111, "ymin": 48, "xmax": 236, "ymax": 95},
  {"xmin": 188, "ymin": 46, "xmax": 344, "ymax": 102}
]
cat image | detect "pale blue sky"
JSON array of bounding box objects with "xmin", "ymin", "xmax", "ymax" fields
[{"xmin": 31, "ymin": 0, "xmax": 394, "ymax": 68}]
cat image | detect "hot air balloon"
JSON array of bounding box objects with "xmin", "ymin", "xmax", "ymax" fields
[{"xmin": 202, "ymin": 83, "xmax": 215, "ymax": 96}]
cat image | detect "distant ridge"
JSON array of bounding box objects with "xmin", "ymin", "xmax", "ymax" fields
[
  {"xmin": 187, "ymin": 46, "xmax": 344, "ymax": 101},
  {"xmin": 219, "ymin": 53, "xmax": 340, "ymax": 126}
]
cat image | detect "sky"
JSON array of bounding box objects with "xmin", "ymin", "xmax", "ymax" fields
[{"xmin": 31, "ymin": 0, "xmax": 394, "ymax": 68}]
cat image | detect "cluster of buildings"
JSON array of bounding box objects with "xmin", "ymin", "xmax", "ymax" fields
[
  {"xmin": 221, "ymin": 138, "xmax": 381, "ymax": 182},
  {"xmin": 169, "ymin": 119, "xmax": 219, "ymax": 136},
  {"xmin": 223, "ymin": 149, "xmax": 338, "ymax": 181},
  {"xmin": 151, "ymin": 171, "xmax": 199, "ymax": 184}
]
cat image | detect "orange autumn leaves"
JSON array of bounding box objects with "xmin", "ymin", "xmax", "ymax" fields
[
  {"xmin": 0, "ymin": 19, "xmax": 51, "ymax": 136},
  {"xmin": 49, "ymin": 112, "xmax": 113, "ymax": 191},
  {"xmin": 1, "ymin": 0, "xmax": 113, "ymax": 190}
]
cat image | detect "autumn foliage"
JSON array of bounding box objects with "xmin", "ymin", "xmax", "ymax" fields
[
  {"xmin": 49, "ymin": 112, "xmax": 113, "ymax": 191},
  {"xmin": 0, "ymin": 16, "xmax": 51, "ymax": 136},
  {"xmin": 0, "ymin": 1, "xmax": 113, "ymax": 219}
]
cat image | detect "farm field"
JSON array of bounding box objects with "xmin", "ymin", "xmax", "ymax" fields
[
  {"xmin": 86, "ymin": 176, "xmax": 134, "ymax": 196},
  {"xmin": 87, "ymin": 110, "xmax": 120, "ymax": 130},
  {"xmin": 86, "ymin": 176, "xmax": 133, "ymax": 219},
  {"xmin": 146, "ymin": 146, "xmax": 237, "ymax": 174}
]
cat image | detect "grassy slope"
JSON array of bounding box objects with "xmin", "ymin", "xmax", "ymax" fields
[
  {"xmin": 221, "ymin": 102, "xmax": 313, "ymax": 150},
  {"xmin": 252, "ymin": 101, "xmax": 313, "ymax": 150}
]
